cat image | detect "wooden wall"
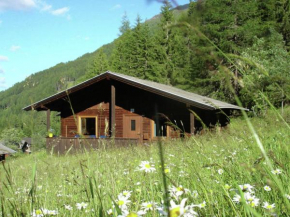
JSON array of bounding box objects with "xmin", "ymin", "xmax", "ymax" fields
[{"xmin": 61, "ymin": 102, "xmax": 152, "ymax": 139}]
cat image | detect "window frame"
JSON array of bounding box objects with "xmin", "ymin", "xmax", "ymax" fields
[{"xmin": 78, "ymin": 115, "xmax": 98, "ymax": 137}]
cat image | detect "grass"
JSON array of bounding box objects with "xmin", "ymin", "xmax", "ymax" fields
[{"xmin": 1, "ymin": 109, "xmax": 290, "ymax": 216}]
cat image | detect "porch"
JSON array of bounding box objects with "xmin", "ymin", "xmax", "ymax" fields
[{"xmin": 46, "ymin": 137, "xmax": 139, "ymax": 155}]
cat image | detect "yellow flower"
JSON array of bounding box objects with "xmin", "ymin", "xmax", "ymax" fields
[{"xmin": 164, "ymin": 168, "xmax": 170, "ymax": 174}]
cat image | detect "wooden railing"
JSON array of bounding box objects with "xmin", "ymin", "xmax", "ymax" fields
[{"xmin": 46, "ymin": 137, "xmax": 139, "ymax": 155}]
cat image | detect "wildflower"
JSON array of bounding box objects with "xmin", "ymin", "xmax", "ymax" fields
[
  {"xmin": 47, "ymin": 210, "xmax": 58, "ymax": 215},
  {"xmin": 191, "ymin": 190, "xmax": 198, "ymax": 198},
  {"xmin": 141, "ymin": 201, "xmax": 157, "ymax": 211},
  {"xmin": 285, "ymin": 194, "xmax": 290, "ymax": 200},
  {"xmin": 116, "ymin": 194, "xmax": 131, "ymax": 210},
  {"xmin": 121, "ymin": 190, "xmax": 132, "ymax": 198},
  {"xmin": 107, "ymin": 209, "xmax": 113, "ymax": 215},
  {"xmin": 197, "ymin": 201, "xmax": 206, "ymax": 208},
  {"xmin": 138, "ymin": 161, "xmax": 156, "ymax": 173},
  {"xmin": 32, "ymin": 209, "xmax": 57, "ymax": 216},
  {"xmin": 224, "ymin": 184, "xmax": 231, "ymax": 190},
  {"xmin": 244, "ymin": 192, "xmax": 255, "ymax": 201},
  {"xmin": 64, "ymin": 204, "xmax": 73, "ymax": 210},
  {"xmin": 239, "ymin": 184, "xmax": 254, "ymax": 193},
  {"xmin": 32, "ymin": 209, "xmax": 44, "ymax": 217},
  {"xmin": 76, "ymin": 202, "xmax": 88, "ymax": 210},
  {"xmin": 262, "ymin": 202, "xmax": 275, "ymax": 210},
  {"xmin": 248, "ymin": 198, "xmax": 260, "ymax": 207},
  {"xmin": 217, "ymin": 169, "xmax": 224, "ymax": 175},
  {"xmin": 233, "ymin": 194, "xmax": 241, "ymax": 203},
  {"xmin": 169, "ymin": 185, "xmax": 190, "ymax": 199},
  {"xmin": 264, "ymin": 185, "xmax": 271, "ymax": 191},
  {"xmin": 117, "ymin": 210, "xmax": 145, "ymax": 217},
  {"xmin": 271, "ymin": 169, "xmax": 282, "ymax": 175},
  {"xmin": 164, "ymin": 168, "xmax": 170, "ymax": 174},
  {"xmin": 169, "ymin": 198, "xmax": 198, "ymax": 217}
]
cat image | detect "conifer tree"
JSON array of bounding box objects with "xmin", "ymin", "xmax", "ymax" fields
[
  {"xmin": 156, "ymin": 1, "xmax": 175, "ymax": 84},
  {"xmin": 85, "ymin": 48, "xmax": 109, "ymax": 79}
]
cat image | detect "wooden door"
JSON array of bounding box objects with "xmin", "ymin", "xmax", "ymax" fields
[{"xmin": 123, "ymin": 115, "xmax": 143, "ymax": 139}]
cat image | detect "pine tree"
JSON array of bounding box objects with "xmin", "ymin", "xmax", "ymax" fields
[
  {"xmin": 119, "ymin": 12, "xmax": 131, "ymax": 35},
  {"xmin": 85, "ymin": 48, "xmax": 109, "ymax": 79},
  {"xmin": 156, "ymin": 1, "xmax": 175, "ymax": 84},
  {"xmin": 111, "ymin": 14, "xmax": 134, "ymax": 75},
  {"xmin": 276, "ymin": 0, "xmax": 290, "ymax": 51}
]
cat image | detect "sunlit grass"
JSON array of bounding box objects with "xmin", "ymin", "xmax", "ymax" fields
[{"xmin": 1, "ymin": 109, "xmax": 290, "ymax": 216}]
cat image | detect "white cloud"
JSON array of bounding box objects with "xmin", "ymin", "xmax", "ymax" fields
[
  {"xmin": 110, "ymin": 4, "xmax": 121, "ymax": 10},
  {"xmin": 10, "ymin": 45, "xmax": 21, "ymax": 52},
  {"xmin": 0, "ymin": 67, "xmax": 4, "ymax": 74},
  {"xmin": 0, "ymin": 56, "xmax": 9, "ymax": 62},
  {"xmin": 0, "ymin": 77, "xmax": 6, "ymax": 88},
  {"xmin": 40, "ymin": 3, "xmax": 51, "ymax": 11},
  {"xmin": 51, "ymin": 7, "xmax": 69, "ymax": 16},
  {"xmin": 0, "ymin": 77, "xmax": 5, "ymax": 83},
  {"xmin": 0, "ymin": 0, "xmax": 36, "ymax": 11}
]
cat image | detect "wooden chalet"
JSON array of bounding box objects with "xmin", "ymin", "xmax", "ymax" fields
[{"xmin": 23, "ymin": 71, "xmax": 246, "ymax": 154}]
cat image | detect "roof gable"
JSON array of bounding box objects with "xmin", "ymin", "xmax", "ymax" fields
[{"xmin": 0, "ymin": 142, "xmax": 16, "ymax": 155}]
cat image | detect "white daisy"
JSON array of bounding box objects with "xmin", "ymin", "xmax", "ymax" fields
[
  {"xmin": 169, "ymin": 198, "xmax": 198, "ymax": 217},
  {"xmin": 76, "ymin": 202, "xmax": 88, "ymax": 210},
  {"xmin": 239, "ymin": 184, "xmax": 254, "ymax": 192},
  {"xmin": 271, "ymin": 169, "xmax": 282, "ymax": 175},
  {"xmin": 116, "ymin": 194, "xmax": 131, "ymax": 210},
  {"xmin": 232, "ymin": 194, "xmax": 241, "ymax": 203},
  {"xmin": 248, "ymin": 198, "xmax": 259, "ymax": 207},
  {"xmin": 138, "ymin": 161, "xmax": 156, "ymax": 173},
  {"xmin": 64, "ymin": 204, "xmax": 73, "ymax": 210},
  {"xmin": 141, "ymin": 201, "xmax": 157, "ymax": 211},
  {"xmin": 169, "ymin": 185, "xmax": 190, "ymax": 199},
  {"xmin": 264, "ymin": 185, "xmax": 271, "ymax": 191},
  {"xmin": 217, "ymin": 169, "xmax": 224, "ymax": 175},
  {"xmin": 120, "ymin": 190, "xmax": 132, "ymax": 198},
  {"xmin": 262, "ymin": 202, "xmax": 275, "ymax": 210}
]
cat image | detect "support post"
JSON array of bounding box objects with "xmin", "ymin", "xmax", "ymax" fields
[
  {"xmin": 110, "ymin": 84, "xmax": 116, "ymax": 137},
  {"xmin": 47, "ymin": 109, "xmax": 51, "ymax": 132},
  {"xmin": 190, "ymin": 112, "xmax": 195, "ymax": 135}
]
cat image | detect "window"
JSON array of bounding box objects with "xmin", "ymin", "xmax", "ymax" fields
[
  {"xmin": 79, "ymin": 116, "xmax": 97, "ymax": 136},
  {"xmin": 131, "ymin": 120, "xmax": 136, "ymax": 131}
]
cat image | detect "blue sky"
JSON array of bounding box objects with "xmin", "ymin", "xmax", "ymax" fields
[{"xmin": 0, "ymin": 0, "xmax": 189, "ymax": 91}]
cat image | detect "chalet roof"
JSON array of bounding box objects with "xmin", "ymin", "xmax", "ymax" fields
[
  {"xmin": 0, "ymin": 142, "xmax": 17, "ymax": 155},
  {"xmin": 23, "ymin": 71, "xmax": 247, "ymax": 111}
]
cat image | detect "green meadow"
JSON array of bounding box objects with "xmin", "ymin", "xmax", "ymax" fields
[{"xmin": 1, "ymin": 109, "xmax": 290, "ymax": 217}]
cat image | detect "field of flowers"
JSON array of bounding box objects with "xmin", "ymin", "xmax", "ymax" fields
[{"xmin": 1, "ymin": 110, "xmax": 290, "ymax": 216}]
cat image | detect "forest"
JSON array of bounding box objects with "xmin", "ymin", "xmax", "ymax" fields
[{"xmin": 0, "ymin": 0, "xmax": 289, "ymax": 147}]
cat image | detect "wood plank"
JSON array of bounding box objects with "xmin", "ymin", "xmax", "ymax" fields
[
  {"xmin": 190, "ymin": 111, "xmax": 195, "ymax": 135},
  {"xmin": 111, "ymin": 84, "xmax": 116, "ymax": 137},
  {"xmin": 47, "ymin": 109, "xmax": 51, "ymax": 131}
]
